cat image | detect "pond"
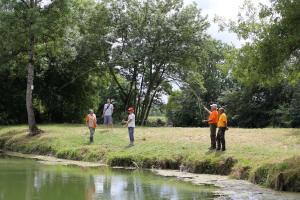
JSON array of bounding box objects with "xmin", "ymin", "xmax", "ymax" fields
[{"xmin": 0, "ymin": 156, "xmax": 221, "ymax": 200}]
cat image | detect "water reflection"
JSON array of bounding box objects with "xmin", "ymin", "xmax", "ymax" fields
[{"xmin": 0, "ymin": 157, "xmax": 216, "ymax": 200}]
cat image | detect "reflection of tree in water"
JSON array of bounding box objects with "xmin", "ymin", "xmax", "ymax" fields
[
  {"xmin": 91, "ymin": 172, "xmax": 145, "ymax": 200},
  {"xmin": 0, "ymin": 159, "xmax": 216, "ymax": 200},
  {"xmin": 85, "ymin": 175, "xmax": 95, "ymax": 200},
  {"xmin": 30, "ymin": 167, "xmax": 87, "ymax": 200}
]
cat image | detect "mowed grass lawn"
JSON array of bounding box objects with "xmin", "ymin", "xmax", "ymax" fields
[{"xmin": 0, "ymin": 124, "xmax": 299, "ymax": 169}]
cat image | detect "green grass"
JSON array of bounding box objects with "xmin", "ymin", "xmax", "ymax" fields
[{"xmin": 0, "ymin": 124, "xmax": 299, "ymax": 191}]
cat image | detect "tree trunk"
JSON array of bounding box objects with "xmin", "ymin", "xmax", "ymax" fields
[
  {"xmin": 26, "ymin": 1, "xmax": 39, "ymax": 135},
  {"xmin": 138, "ymin": 88, "xmax": 151, "ymax": 124},
  {"xmin": 140, "ymin": 68, "xmax": 166, "ymax": 125},
  {"xmin": 141, "ymin": 90, "xmax": 157, "ymax": 125},
  {"xmin": 135, "ymin": 68, "xmax": 145, "ymax": 121}
]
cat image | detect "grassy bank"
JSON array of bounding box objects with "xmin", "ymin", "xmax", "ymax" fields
[{"xmin": 0, "ymin": 124, "xmax": 299, "ymax": 192}]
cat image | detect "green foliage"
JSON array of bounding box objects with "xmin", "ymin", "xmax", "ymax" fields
[
  {"xmin": 0, "ymin": 68, "xmax": 27, "ymax": 124},
  {"xmin": 225, "ymin": 0, "xmax": 300, "ymax": 86},
  {"xmin": 105, "ymin": 0, "xmax": 210, "ymax": 124},
  {"xmin": 290, "ymin": 81, "xmax": 300, "ymax": 127},
  {"xmin": 166, "ymin": 39, "xmax": 233, "ymax": 127},
  {"xmin": 251, "ymin": 157, "xmax": 300, "ymax": 192},
  {"xmin": 213, "ymin": 0, "xmax": 300, "ymax": 128},
  {"xmin": 0, "ymin": 0, "xmax": 299, "ymax": 128},
  {"xmin": 220, "ymin": 84, "xmax": 292, "ymax": 128},
  {"xmin": 0, "ymin": 0, "xmax": 110, "ymax": 124},
  {"xmin": 166, "ymin": 90, "xmax": 205, "ymax": 127}
]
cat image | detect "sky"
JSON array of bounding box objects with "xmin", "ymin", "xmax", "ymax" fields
[{"xmin": 183, "ymin": 0, "xmax": 270, "ymax": 47}]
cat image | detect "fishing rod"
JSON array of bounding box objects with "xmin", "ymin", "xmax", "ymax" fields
[
  {"xmin": 173, "ymin": 80, "xmax": 206, "ymax": 114},
  {"xmin": 58, "ymin": 66, "xmax": 101, "ymax": 91}
]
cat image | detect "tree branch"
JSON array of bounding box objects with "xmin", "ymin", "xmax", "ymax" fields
[
  {"xmin": 20, "ymin": 0, "xmax": 29, "ymax": 8},
  {"xmin": 109, "ymin": 66, "xmax": 127, "ymax": 99}
]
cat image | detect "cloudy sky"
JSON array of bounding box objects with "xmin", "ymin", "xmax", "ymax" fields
[{"xmin": 184, "ymin": 0, "xmax": 270, "ymax": 47}]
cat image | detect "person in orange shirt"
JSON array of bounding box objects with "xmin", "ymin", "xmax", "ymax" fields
[
  {"xmin": 86, "ymin": 109, "xmax": 97, "ymax": 143},
  {"xmin": 203, "ymin": 104, "xmax": 218, "ymax": 150},
  {"xmin": 217, "ymin": 107, "xmax": 228, "ymax": 151}
]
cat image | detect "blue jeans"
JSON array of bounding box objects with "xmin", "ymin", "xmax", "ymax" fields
[{"xmin": 128, "ymin": 127, "xmax": 134, "ymax": 142}]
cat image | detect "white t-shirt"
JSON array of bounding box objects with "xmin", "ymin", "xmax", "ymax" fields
[
  {"xmin": 128, "ymin": 113, "xmax": 135, "ymax": 127},
  {"xmin": 88, "ymin": 114, "xmax": 96, "ymax": 128},
  {"xmin": 103, "ymin": 103, "xmax": 114, "ymax": 116}
]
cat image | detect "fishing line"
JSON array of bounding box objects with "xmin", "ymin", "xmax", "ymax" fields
[
  {"xmin": 173, "ymin": 80, "xmax": 206, "ymax": 117},
  {"xmin": 58, "ymin": 66, "xmax": 101, "ymax": 91}
]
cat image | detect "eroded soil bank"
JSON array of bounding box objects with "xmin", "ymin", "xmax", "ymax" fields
[{"xmin": 155, "ymin": 170, "xmax": 300, "ymax": 200}]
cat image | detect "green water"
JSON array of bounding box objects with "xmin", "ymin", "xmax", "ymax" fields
[{"xmin": 0, "ymin": 156, "xmax": 218, "ymax": 200}]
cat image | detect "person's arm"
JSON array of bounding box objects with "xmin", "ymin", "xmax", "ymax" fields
[
  {"xmin": 103, "ymin": 104, "xmax": 107, "ymax": 116},
  {"xmin": 124, "ymin": 116, "xmax": 132, "ymax": 127},
  {"xmin": 125, "ymin": 119, "xmax": 132, "ymax": 126},
  {"xmin": 224, "ymin": 116, "xmax": 228, "ymax": 129},
  {"xmin": 203, "ymin": 106, "xmax": 211, "ymax": 114},
  {"xmin": 206, "ymin": 112, "xmax": 217, "ymax": 123},
  {"xmin": 85, "ymin": 115, "xmax": 89, "ymax": 126}
]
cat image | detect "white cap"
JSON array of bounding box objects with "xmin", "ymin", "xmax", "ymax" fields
[{"xmin": 210, "ymin": 104, "xmax": 217, "ymax": 107}]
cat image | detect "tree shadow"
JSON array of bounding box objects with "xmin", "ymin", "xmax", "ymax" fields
[
  {"xmin": 214, "ymin": 151, "xmax": 225, "ymax": 157},
  {"xmin": 0, "ymin": 129, "xmax": 26, "ymax": 138}
]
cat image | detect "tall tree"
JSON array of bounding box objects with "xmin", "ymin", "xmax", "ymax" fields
[
  {"xmin": 216, "ymin": 0, "xmax": 300, "ymax": 87},
  {"xmin": 214, "ymin": 0, "xmax": 300, "ymax": 127},
  {"xmin": 25, "ymin": 0, "xmax": 39, "ymax": 135},
  {"xmin": 104, "ymin": 0, "xmax": 209, "ymax": 124},
  {"xmin": 0, "ymin": 0, "xmax": 73, "ymax": 134}
]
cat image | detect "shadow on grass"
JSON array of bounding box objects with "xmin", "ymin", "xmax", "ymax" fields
[
  {"xmin": 205, "ymin": 150, "xmax": 225, "ymax": 157},
  {"xmin": 214, "ymin": 151, "xmax": 225, "ymax": 157},
  {"xmin": 288, "ymin": 129, "xmax": 300, "ymax": 137},
  {"xmin": 123, "ymin": 144, "xmax": 134, "ymax": 149},
  {"xmin": 0, "ymin": 129, "xmax": 26, "ymax": 138},
  {"xmin": 98, "ymin": 129, "xmax": 110, "ymax": 134}
]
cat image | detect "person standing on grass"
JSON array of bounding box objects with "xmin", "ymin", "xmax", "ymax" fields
[
  {"xmin": 217, "ymin": 107, "xmax": 228, "ymax": 151},
  {"xmin": 202, "ymin": 104, "xmax": 218, "ymax": 150},
  {"xmin": 124, "ymin": 107, "xmax": 135, "ymax": 146},
  {"xmin": 86, "ymin": 109, "xmax": 97, "ymax": 143},
  {"xmin": 103, "ymin": 98, "xmax": 114, "ymax": 129}
]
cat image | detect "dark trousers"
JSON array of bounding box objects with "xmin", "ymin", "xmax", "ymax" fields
[
  {"xmin": 210, "ymin": 124, "xmax": 217, "ymax": 149},
  {"xmin": 217, "ymin": 127, "xmax": 226, "ymax": 150},
  {"xmin": 89, "ymin": 127, "xmax": 95, "ymax": 142}
]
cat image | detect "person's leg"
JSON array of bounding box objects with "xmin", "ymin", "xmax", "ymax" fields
[
  {"xmin": 108, "ymin": 116, "xmax": 113, "ymax": 129},
  {"xmin": 210, "ymin": 124, "xmax": 216, "ymax": 149},
  {"xmin": 128, "ymin": 127, "xmax": 134, "ymax": 145},
  {"xmin": 89, "ymin": 127, "xmax": 94, "ymax": 143},
  {"xmin": 216, "ymin": 129, "xmax": 221, "ymax": 150},
  {"xmin": 221, "ymin": 128, "xmax": 226, "ymax": 151},
  {"xmin": 131, "ymin": 128, "xmax": 134, "ymax": 144},
  {"xmin": 104, "ymin": 116, "xmax": 108, "ymax": 128}
]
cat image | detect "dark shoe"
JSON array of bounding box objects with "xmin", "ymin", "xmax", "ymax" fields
[
  {"xmin": 208, "ymin": 147, "xmax": 216, "ymax": 150},
  {"xmin": 221, "ymin": 149, "xmax": 226, "ymax": 151},
  {"xmin": 216, "ymin": 148, "xmax": 221, "ymax": 151},
  {"xmin": 127, "ymin": 143, "xmax": 134, "ymax": 147},
  {"xmin": 90, "ymin": 137, "xmax": 94, "ymax": 143}
]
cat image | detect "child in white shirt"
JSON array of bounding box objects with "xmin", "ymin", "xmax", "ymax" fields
[{"xmin": 124, "ymin": 107, "xmax": 135, "ymax": 146}]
